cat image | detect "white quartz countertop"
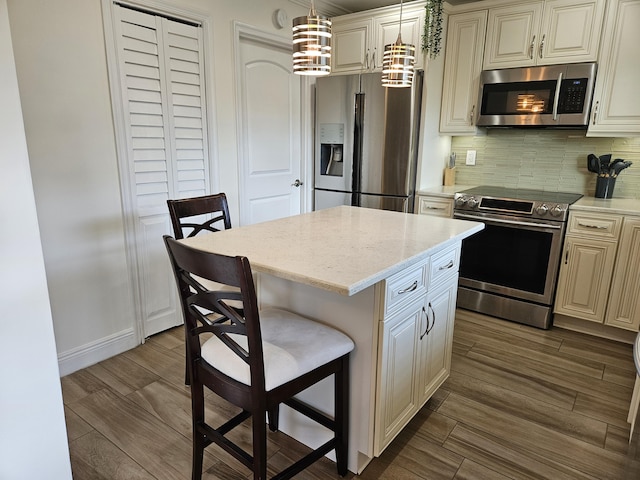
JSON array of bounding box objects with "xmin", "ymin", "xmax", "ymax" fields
[
  {"xmin": 571, "ymin": 196, "xmax": 640, "ymax": 216},
  {"xmin": 181, "ymin": 206, "xmax": 483, "ymax": 296}
]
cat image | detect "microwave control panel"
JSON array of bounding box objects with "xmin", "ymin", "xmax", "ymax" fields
[{"xmin": 558, "ymin": 78, "xmax": 588, "ymax": 114}]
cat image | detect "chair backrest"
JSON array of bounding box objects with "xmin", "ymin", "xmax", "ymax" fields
[
  {"xmin": 163, "ymin": 235, "xmax": 266, "ymax": 390},
  {"xmin": 167, "ymin": 193, "xmax": 232, "ymax": 239}
]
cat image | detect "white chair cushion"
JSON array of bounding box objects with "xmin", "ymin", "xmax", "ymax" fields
[{"xmin": 200, "ymin": 307, "xmax": 354, "ymax": 391}]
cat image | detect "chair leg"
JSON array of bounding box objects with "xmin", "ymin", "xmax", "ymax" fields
[
  {"xmin": 268, "ymin": 405, "xmax": 279, "ymax": 432},
  {"xmin": 335, "ymin": 356, "xmax": 350, "ymax": 476},
  {"xmin": 252, "ymin": 411, "xmax": 268, "ymax": 480},
  {"xmin": 191, "ymin": 380, "xmax": 206, "ymax": 480}
]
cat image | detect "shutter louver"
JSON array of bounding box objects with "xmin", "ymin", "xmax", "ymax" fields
[{"xmin": 114, "ymin": 6, "xmax": 209, "ymax": 213}]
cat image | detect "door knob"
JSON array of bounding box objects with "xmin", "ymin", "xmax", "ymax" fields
[{"xmin": 291, "ymin": 179, "xmax": 303, "ymax": 187}]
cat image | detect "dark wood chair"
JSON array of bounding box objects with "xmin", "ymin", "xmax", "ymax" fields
[
  {"xmin": 167, "ymin": 193, "xmax": 238, "ymax": 385},
  {"xmin": 163, "ymin": 235, "xmax": 353, "ymax": 480},
  {"xmin": 166, "ymin": 192, "xmax": 232, "ymax": 239}
]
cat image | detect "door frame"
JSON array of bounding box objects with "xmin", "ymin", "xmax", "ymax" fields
[
  {"xmin": 101, "ymin": 0, "xmax": 218, "ymax": 341},
  {"xmin": 232, "ymin": 22, "xmax": 312, "ymax": 225}
]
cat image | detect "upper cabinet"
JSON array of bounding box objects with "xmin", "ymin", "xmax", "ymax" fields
[
  {"xmin": 440, "ymin": 10, "xmax": 487, "ymax": 134},
  {"xmin": 331, "ymin": 2, "xmax": 426, "ymax": 75},
  {"xmin": 332, "ymin": 17, "xmax": 373, "ymax": 74},
  {"xmin": 587, "ymin": 0, "xmax": 640, "ymax": 136},
  {"xmin": 483, "ymin": 0, "xmax": 605, "ymax": 70}
]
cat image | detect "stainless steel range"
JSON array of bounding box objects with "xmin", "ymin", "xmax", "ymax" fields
[{"xmin": 453, "ymin": 186, "xmax": 583, "ymax": 329}]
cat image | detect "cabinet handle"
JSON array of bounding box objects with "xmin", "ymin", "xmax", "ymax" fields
[
  {"xmin": 439, "ymin": 260, "xmax": 454, "ymax": 271},
  {"xmin": 427, "ymin": 302, "xmax": 436, "ymax": 336},
  {"xmin": 529, "ymin": 35, "xmax": 536, "ymax": 59},
  {"xmin": 539, "ymin": 34, "xmax": 545, "ymax": 58},
  {"xmin": 592, "ymin": 101, "xmax": 599, "ymax": 125},
  {"xmin": 469, "ymin": 105, "xmax": 475, "ymax": 125},
  {"xmin": 398, "ymin": 280, "xmax": 418, "ymax": 295},
  {"xmin": 564, "ymin": 248, "xmax": 569, "ymax": 265},
  {"xmin": 577, "ymin": 221, "xmax": 608, "ymax": 230},
  {"xmin": 420, "ymin": 306, "xmax": 429, "ymax": 340},
  {"xmin": 370, "ymin": 49, "xmax": 376, "ymax": 70},
  {"xmin": 425, "ymin": 205, "xmax": 446, "ymax": 210}
]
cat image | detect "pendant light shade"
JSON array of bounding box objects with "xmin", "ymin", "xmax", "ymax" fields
[
  {"xmin": 381, "ymin": 0, "xmax": 415, "ymax": 87},
  {"xmin": 292, "ymin": 3, "xmax": 331, "ymax": 76}
]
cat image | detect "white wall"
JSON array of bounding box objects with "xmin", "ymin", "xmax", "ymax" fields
[
  {"xmin": 0, "ymin": 0, "xmax": 72, "ymax": 477},
  {"xmin": 6, "ymin": 0, "xmax": 308, "ymax": 374}
]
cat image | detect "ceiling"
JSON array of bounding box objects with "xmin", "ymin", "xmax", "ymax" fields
[{"xmin": 312, "ymin": 0, "xmax": 483, "ymax": 15}]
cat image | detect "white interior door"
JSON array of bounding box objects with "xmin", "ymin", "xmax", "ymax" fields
[{"xmin": 237, "ymin": 29, "xmax": 303, "ymax": 225}]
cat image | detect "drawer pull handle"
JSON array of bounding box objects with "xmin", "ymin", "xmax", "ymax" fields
[
  {"xmin": 398, "ymin": 280, "xmax": 418, "ymax": 295},
  {"xmin": 578, "ymin": 222, "xmax": 608, "ymax": 230},
  {"xmin": 439, "ymin": 260, "xmax": 454, "ymax": 271},
  {"xmin": 426, "ymin": 206, "xmax": 445, "ymax": 210}
]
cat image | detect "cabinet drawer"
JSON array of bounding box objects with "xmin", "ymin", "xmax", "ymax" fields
[
  {"xmin": 568, "ymin": 212, "xmax": 623, "ymax": 239},
  {"xmin": 384, "ymin": 261, "xmax": 428, "ymax": 317},
  {"xmin": 418, "ymin": 197, "xmax": 453, "ymax": 218},
  {"xmin": 429, "ymin": 244, "xmax": 460, "ymax": 287}
]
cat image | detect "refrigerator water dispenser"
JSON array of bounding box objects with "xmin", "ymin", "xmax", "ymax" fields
[{"xmin": 319, "ymin": 123, "xmax": 344, "ymax": 177}]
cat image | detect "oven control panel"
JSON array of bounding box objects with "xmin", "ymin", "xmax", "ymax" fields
[{"xmin": 454, "ymin": 194, "xmax": 569, "ymax": 221}]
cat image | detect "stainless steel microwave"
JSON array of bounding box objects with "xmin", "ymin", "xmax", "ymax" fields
[{"xmin": 476, "ymin": 62, "xmax": 597, "ymax": 128}]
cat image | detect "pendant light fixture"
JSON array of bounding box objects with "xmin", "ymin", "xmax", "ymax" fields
[
  {"xmin": 381, "ymin": 0, "xmax": 415, "ymax": 87},
  {"xmin": 292, "ymin": 1, "xmax": 332, "ymax": 76}
]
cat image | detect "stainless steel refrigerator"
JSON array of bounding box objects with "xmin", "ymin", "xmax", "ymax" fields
[{"xmin": 314, "ymin": 70, "xmax": 423, "ymax": 213}]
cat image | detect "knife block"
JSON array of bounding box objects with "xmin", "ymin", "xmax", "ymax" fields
[{"xmin": 443, "ymin": 167, "xmax": 456, "ymax": 186}]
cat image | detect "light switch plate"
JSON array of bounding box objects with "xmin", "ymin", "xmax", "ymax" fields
[{"xmin": 466, "ymin": 150, "xmax": 476, "ymax": 165}]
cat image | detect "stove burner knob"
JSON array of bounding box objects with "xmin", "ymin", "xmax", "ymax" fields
[
  {"xmin": 535, "ymin": 204, "xmax": 549, "ymax": 216},
  {"xmin": 455, "ymin": 196, "xmax": 467, "ymax": 207},
  {"xmin": 550, "ymin": 204, "xmax": 565, "ymax": 217},
  {"xmin": 467, "ymin": 197, "xmax": 479, "ymax": 209}
]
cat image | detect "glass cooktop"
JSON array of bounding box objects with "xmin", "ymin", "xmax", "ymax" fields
[{"xmin": 459, "ymin": 186, "xmax": 583, "ymax": 206}]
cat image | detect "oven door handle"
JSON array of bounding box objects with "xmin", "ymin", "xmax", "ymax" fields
[{"xmin": 454, "ymin": 213, "xmax": 563, "ymax": 230}]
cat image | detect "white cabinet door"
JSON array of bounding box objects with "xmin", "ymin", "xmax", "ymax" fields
[
  {"xmin": 372, "ymin": 5, "xmax": 425, "ymax": 70},
  {"xmin": 483, "ymin": 0, "xmax": 604, "ymax": 70},
  {"xmin": 375, "ymin": 298, "xmax": 423, "ymax": 454},
  {"xmin": 538, "ymin": 0, "xmax": 605, "ymax": 65},
  {"xmin": 440, "ymin": 10, "xmax": 487, "ymax": 135},
  {"xmin": 587, "ymin": 0, "xmax": 640, "ymax": 137},
  {"xmin": 554, "ymin": 236, "xmax": 618, "ymax": 323},
  {"xmin": 418, "ymin": 275, "xmax": 457, "ymax": 405},
  {"xmin": 483, "ymin": 2, "xmax": 543, "ymax": 69},
  {"xmin": 332, "ymin": 17, "xmax": 373, "ymax": 74},
  {"xmin": 605, "ymin": 218, "xmax": 640, "ymax": 331}
]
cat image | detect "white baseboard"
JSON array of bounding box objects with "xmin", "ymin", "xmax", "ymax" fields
[{"xmin": 57, "ymin": 328, "xmax": 138, "ymax": 376}]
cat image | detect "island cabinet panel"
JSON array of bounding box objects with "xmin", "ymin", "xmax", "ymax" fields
[
  {"xmin": 418, "ymin": 276, "xmax": 458, "ymax": 405},
  {"xmin": 374, "ymin": 298, "xmax": 423, "ymax": 454},
  {"xmin": 374, "ymin": 243, "xmax": 460, "ymax": 455}
]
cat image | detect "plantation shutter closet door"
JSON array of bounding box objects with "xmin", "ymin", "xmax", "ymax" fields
[{"xmin": 113, "ymin": 4, "xmax": 210, "ymax": 336}]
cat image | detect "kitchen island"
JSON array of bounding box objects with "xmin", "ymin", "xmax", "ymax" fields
[{"xmin": 181, "ymin": 206, "xmax": 483, "ymax": 473}]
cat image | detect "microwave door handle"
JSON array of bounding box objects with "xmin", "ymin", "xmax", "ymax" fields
[{"xmin": 552, "ymin": 72, "xmax": 563, "ymax": 121}]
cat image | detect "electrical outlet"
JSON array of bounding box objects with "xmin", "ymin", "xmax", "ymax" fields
[{"xmin": 466, "ymin": 150, "xmax": 476, "ymax": 166}]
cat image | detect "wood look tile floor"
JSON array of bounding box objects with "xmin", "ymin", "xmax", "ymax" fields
[{"xmin": 62, "ymin": 310, "xmax": 640, "ymax": 479}]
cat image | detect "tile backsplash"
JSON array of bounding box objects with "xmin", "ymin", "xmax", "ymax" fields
[{"xmin": 450, "ymin": 130, "xmax": 640, "ymax": 199}]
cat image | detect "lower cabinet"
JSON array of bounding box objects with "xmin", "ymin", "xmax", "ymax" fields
[
  {"xmin": 555, "ymin": 211, "xmax": 640, "ymax": 331},
  {"xmin": 416, "ymin": 194, "xmax": 454, "ymax": 218},
  {"xmin": 374, "ymin": 244, "xmax": 459, "ymax": 454}
]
